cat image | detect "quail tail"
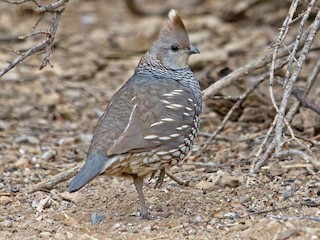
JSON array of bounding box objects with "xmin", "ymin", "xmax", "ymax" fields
[{"xmin": 68, "ymin": 151, "xmax": 108, "ymax": 192}]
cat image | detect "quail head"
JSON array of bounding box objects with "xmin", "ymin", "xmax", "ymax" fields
[{"xmin": 68, "ymin": 9, "xmax": 202, "ymax": 219}]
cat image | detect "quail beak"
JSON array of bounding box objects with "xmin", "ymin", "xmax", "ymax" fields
[{"xmin": 189, "ymin": 45, "xmax": 200, "ymax": 55}]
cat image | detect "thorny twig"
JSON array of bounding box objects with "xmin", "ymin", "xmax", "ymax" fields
[{"xmin": 0, "ymin": 0, "xmax": 69, "ymax": 78}]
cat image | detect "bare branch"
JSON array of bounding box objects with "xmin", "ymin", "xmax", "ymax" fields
[
  {"xmin": 26, "ymin": 166, "xmax": 79, "ymax": 194},
  {"xmin": 202, "ymin": 26, "xmax": 310, "ymax": 101},
  {"xmin": 274, "ymin": 10, "xmax": 320, "ymax": 152},
  {"xmin": 274, "ymin": 149, "xmax": 320, "ymax": 169},
  {"xmin": 0, "ymin": 39, "xmax": 48, "ymax": 77},
  {"xmin": 39, "ymin": 11, "xmax": 62, "ymax": 69},
  {"xmin": 269, "ymin": 0, "xmax": 299, "ymax": 113},
  {"xmin": 202, "ymin": 60, "xmax": 289, "ymax": 151},
  {"xmin": 291, "ymin": 89, "xmax": 320, "ymax": 115},
  {"xmin": 252, "ymin": 57, "xmax": 320, "ymax": 172},
  {"xmin": 0, "ymin": 0, "xmax": 68, "ymax": 78},
  {"xmin": 34, "ymin": 0, "xmax": 68, "ymax": 13}
]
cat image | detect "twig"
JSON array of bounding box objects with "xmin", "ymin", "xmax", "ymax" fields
[
  {"xmin": 1, "ymin": 0, "xmax": 33, "ymax": 3},
  {"xmin": 283, "ymin": 0, "xmax": 317, "ymax": 87},
  {"xmin": 273, "ymin": 149, "xmax": 320, "ymax": 168},
  {"xmin": 26, "ymin": 166, "xmax": 79, "ymax": 193},
  {"xmin": 261, "ymin": 163, "xmax": 314, "ymax": 170},
  {"xmin": 0, "ymin": 39, "xmax": 49, "ymax": 77},
  {"xmin": 274, "ymin": 10, "xmax": 320, "ymax": 153},
  {"xmin": 198, "ymin": 131, "xmax": 260, "ymax": 142},
  {"xmin": 202, "ymin": 60, "xmax": 288, "ymax": 151},
  {"xmin": 0, "ymin": 0, "xmax": 68, "ymax": 78},
  {"xmin": 201, "ymin": 25, "xmax": 310, "ymax": 101},
  {"xmin": 165, "ymin": 170, "xmax": 189, "ymax": 186},
  {"xmin": 269, "ymin": 0, "xmax": 299, "ymax": 113},
  {"xmin": 252, "ymin": 57, "xmax": 320, "ymax": 172},
  {"xmin": 34, "ymin": 0, "xmax": 68, "ymax": 13},
  {"xmin": 19, "ymin": 13, "xmax": 44, "ymax": 40},
  {"xmin": 39, "ymin": 11, "xmax": 61, "ymax": 69},
  {"xmin": 246, "ymin": 205, "xmax": 292, "ymax": 216},
  {"xmin": 202, "ymin": 75, "xmax": 266, "ymax": 151},
  {"xmin": 291, "ymin": 88, "xmax": 320, "ymax": 114}
]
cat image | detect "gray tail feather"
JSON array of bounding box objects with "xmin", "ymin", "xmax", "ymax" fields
[{"xmin": 68, "ymin": 151, "xmax": 108, "ymax": 192}]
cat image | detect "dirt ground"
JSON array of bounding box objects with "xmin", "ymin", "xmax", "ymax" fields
[{"xmin": 1, "ymin": 0, "xmax": 320, "ymax": 239}]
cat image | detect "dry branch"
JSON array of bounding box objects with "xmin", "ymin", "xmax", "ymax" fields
[
  {"xmin": 202, "ymin": 25, "xmax": 310, "ymax": 101},
  {"xmin": 0, "ymin": 0, "xmax": 69, "ymax": 78},
  {"xmin": 202, "ymin": 60, "xmax": 289, "ymax": 151},
  {"xmin": 26, "ymin": 166, "xmax": 79, "ymax": 194},
  {"xmin": 291, "ymin": 88, "xmax": 320, "ymax": 115},
  {"xmin": 274, "ymin": 9, "xmax": 320, "ymax": 153},
  {"xmin": 252, "ymin": 57, "xmax": 320, "ymax": 172}
]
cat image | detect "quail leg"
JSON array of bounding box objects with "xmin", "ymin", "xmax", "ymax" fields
[
  {"xmin": 133, "ymin": 175, "xmax": 153, "ymax": 220},
  {"xmin": 154, "ymin": 168, "xmax": 166, "ymax": 188}
]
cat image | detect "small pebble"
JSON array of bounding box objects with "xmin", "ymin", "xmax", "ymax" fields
[
  {"xmin": 10, "ymin": 185, "xmax": 19, "ymax": 193},
  {"xmin": 224, "ymin": 212, "xmax": 238, "ymax": 219},
  {"xmin": 194, "ymin": 216, "xmax": 202, "ymax": 222},
  {"xmin": 54, "ymin": 232, "xmax": 66, "ymax": 240},
  {"xmin": 0, "ymin": 220, "xmax": 13, "ymax": 228},
  {"xmin": 32, "ymin": 200, "xmax": 38, "ymax": 209},
  {"xmin": 41, "ymin": 150, "xmax": 56, "ymax": 160},
  {"xmin": 65, "ymin": 232, "xmax": 74, "ymax": 239},
  {"xmin": 282, "ymin": 188, "xmax": 294, "ymax": 200},
  {"xmin": 39, "ymin": 231, "xmax": 51, "ymax": 239},
  {"xmin": 91, "ymin": 212, "xmax": 105, "ymax": 224}
]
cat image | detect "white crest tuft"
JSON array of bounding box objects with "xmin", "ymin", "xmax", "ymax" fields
[{"xmin": 168, "ymin": 9, "xmax": 178, "ymax": 20}]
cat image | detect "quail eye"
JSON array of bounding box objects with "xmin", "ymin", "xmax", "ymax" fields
[{"xmin": 171, "ymin": 44, "xmax": 179, "ymax": 51}]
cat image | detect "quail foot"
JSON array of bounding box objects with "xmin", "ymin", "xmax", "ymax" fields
[{"xmin": 68, "ymin": 9, "xmax": 202, "ymax": 220}]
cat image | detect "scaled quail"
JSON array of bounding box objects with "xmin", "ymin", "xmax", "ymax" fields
[{"xmin": 68, "ymin": 9, "xmax": 202, "ymax": 219}]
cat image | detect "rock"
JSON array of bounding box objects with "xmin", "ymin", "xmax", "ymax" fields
[
  {"xmin": 14, "ymin": 157, "xmax": 29, "ymax": 168},
  {"xmin": 275, "ymin": 229, "xmax": 299, "ymax": 240},
  {"xmin": 35, "ymin": 196, "xmax": 52, "ymax": 213},
  {"xmin": 269, "ymin": 163, "xmax": 285, "ymax": 176},
  {"xmin": 60, "ymin": 191, "xmax": 84, "ymax": 204},
  {"xmin": 65, "ymin": 232, "xmax": 74, "ymax": 239},
  {"xmin": 9, "ymin": 185, "xmax": 19, "ymax": 193},
  {"xmin": 41, "ymin": 150, "xmax": 56, "ymax": 160},
  {"xmin": 15, "ymin": 135, "xmax": 40, "ymax": 145},
  {"xmin": 219, "ymin": 174, "xmax": 240, "ymax": 188},
  {"xmin": 91, "ymin": 212, "xmax": 105, "ymax": 224},
  {"xmin": 0, "ymin": 220, "xmax": 13, "ymax": 228},
  {"xmin": 281, "ymin": 187, "xmax": 294, "ymax": 200},
  {"xmin": 32, "ymin": 200, "xmax": 38, "ymax": 209},
  {"xmin": 40, "ymin": 92, "xmax": 61, "ymax": 106},
  {"xmin": 58, "ymin": 137, "xmax": 76, "ymax": 146},
  {"xmin": 54, "ymin": 232, "xmax": 66, "ymax": 240},
  {"xmin": 195, "ymin": 181, "xmax": 215, "ymax": 191},
  {"xmin": 196, "ymin": 172, "xmax": 241, "ymax": 191},
  {"xmin": 64, "ymin": 216, "xmax": 79, "ymax": 227},
  {"xmin": 39, "ymin": 231, "xmax": 51, "ymax": 239},
  {"xmin": 194, "ymin": 216, "xmax": 202, "ymax": 222},
  {"xmin": 0, "ymin": 196, "xmax": 11, "ymax": 205},
  {"xmin": 224, "ymin": 212, "xmax": 238, "ymax": 219}
]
